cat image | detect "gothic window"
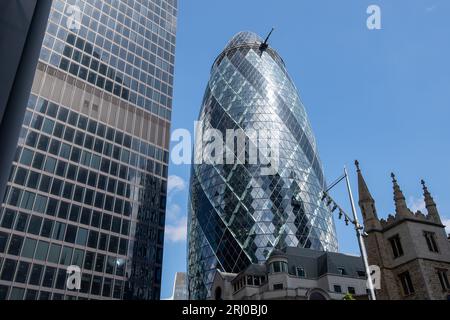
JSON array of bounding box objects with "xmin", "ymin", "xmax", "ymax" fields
[
  {"xmin": 437, "ymin": 269, "xmax": 449, "ymax": 291},
  {"xmin": 399, "ymin": 271, "xmax": 414, "ymax": 296},
  {"xmin": 389, "ymin": 235, "xmax": 404, "ymax": 258},
  {"xmin": 423, "ymin": 231, "xmax": 439, "ymax": 253}
]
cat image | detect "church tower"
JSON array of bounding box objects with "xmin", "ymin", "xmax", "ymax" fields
[{"xmin": 355, "ymin": 162, "xmax": 450, "ymax": 300}]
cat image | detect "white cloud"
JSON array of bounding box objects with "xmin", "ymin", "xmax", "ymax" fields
[
  {"xmin": 407, "ymin": 197, "xmax": 449, "ymax": 234},
  {"xmin": 408, "ymin": 196, "xmax": 426, "ymax": 213},
  {"xmin": 165, "ymin": 175, "xmax": 188, "ymax": 242},
  {"xmin": 165, "ymin": 217, "xmax": 188, "ymax": 243},
  {"xmin": 442, "ymin": 218, "xmax": 450, "ymax": 235},
  {"xmin": 166, "ymin": 203, "xmax": 182, "ymax": 221},
  {"xmin": 167, "ymin": 175, "xmax": 186, "ymax": 195}
]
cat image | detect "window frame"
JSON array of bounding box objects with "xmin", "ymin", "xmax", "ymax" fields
[
  {"xmin": 399, "ymin": 271, "xmax": 415, "ymax": 296},
  {"xmin": 436, "ymin": 269, "xmax": 450, "ymax": 291},
  {"xmin": 389, "ymin": 234, "xmax": 404, "ymax": 259},
  {"xmin": 296, "ymin": 266, "xmax": 306, "ymax": 278},
  {"xmin": 333, "ymin": 284, "xmax": 342, "ymax": 293},
  {"xmin": 337, "ymin": 267, "xmax": 346, "ymax": 276},
  {"xmin": 423, "ymin": 231, "xmax": 439, "ymax": 253},
  {"xmin": 273, "ymin": 283, "xmax": 284, "ymax": 291}
]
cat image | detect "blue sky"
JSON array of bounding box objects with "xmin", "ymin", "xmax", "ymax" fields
[{"xmin": 161, "ymin": 0, "xmax": 450, "ymax": 298}]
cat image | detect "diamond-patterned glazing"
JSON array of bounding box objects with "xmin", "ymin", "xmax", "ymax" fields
[{"xmin": 187, "ymin": 31, "xmax": 338, "ymax": 300}]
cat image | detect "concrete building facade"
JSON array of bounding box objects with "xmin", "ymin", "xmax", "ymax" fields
[{"xmin": 210, "ymin": 247, "xmax": 368, "ymax": 300}]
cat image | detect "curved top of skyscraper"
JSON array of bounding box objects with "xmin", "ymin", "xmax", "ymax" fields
[
  {"xmin": 225, "ymin": 31, "xmax": 263, "ymax": 49},
  {"xmin": 188, "ymin": 31, "xmax": 338, "ymax": 299}
]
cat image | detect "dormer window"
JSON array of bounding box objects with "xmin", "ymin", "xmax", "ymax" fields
[
  {"xmin": 296, "ymin": 266, "xmax": 306, "ymax": 278},
  {"xmin": 337, "ymin": 267, "xmax": 346, "ymax": 276},
  {"xmin": 424, "ymin": 231, "xmax": 439, "ymax": 253},
  {"xmin": 389, "ymin": 234, "xmax": 404, "ymax": 258}
]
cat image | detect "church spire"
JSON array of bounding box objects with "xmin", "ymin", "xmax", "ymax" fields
[
  {"xmin": 355, "ymin": 160, "xmax": 381, "ymax": 231},
  {"xmin": 355, "ymin": 160, "xmax": 374, "ymax": 203},
  {"xmin": 421, "ymin": 179, "xmax": 441, "ymax": 224},
  {"xmin": 391, "ymin": 173, "xmax": 412, "ymax": 218}
]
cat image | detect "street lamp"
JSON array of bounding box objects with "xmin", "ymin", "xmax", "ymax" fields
[{"xmin": 321, "ymin": 165, "xmax": 376, "ymax": 301}]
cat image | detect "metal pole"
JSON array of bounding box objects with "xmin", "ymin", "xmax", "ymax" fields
[
  {"xmin": 325, "ymin": 174, "xmax": 346, "ymax": 193},
  {"xmin": 344, "ymin": 166, "xmax": 376, "ymax": 300}
]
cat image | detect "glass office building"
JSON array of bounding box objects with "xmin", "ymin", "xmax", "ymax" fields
[
  {"xmin": 188, "ymin": 31, "xmax": 338, "ymax": 299},
  {"xmin": 0, "ymin": 0, "xmax": 177, "ymax": 300}
]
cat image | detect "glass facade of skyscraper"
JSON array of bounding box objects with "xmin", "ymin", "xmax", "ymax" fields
[
  {"xmin": 188, "ymin": 32, "xmax": 338, "ymax": 299},
  {"xmin": 0, "ymin": 0, "xmax": 177, "ymax": 300}
]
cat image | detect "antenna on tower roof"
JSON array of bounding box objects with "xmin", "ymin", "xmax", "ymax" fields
[{"xmin": 259, "ymin": 27, "xmax": 274, "ymax": 56}]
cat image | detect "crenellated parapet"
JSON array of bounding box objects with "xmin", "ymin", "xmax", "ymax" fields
[
  {"xmin": 379, "ymin": 209, "xmax": 440, "ymax": 229},
  {"xmin": 355, "ymin": 162, "xmax": 445, "ymax": 231}
]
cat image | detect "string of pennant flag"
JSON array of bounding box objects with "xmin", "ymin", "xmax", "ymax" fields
[{"xmin": 320, "ymin": 190, "xmax": 356, "ymax": 227}]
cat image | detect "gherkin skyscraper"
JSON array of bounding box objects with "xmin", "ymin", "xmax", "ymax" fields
[{"xmin": 187, "ymin": 31, "xmax": 338, "ymax": 299}]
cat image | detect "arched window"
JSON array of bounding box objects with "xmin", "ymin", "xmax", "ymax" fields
[
  {"xmin": 309, "ymin": 292, "xmax": 326, "ymax": 300},
  {"xmin": 214, "ymin": 287, "xmax": 222, "ymax": 300}
]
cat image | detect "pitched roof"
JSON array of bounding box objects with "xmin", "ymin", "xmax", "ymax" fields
[{"xmin": 284, "ymin": 247, "xmax": 365, "ymax": 278}]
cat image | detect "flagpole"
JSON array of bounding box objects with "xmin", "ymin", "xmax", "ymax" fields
[{"xmin": 344, "ymin": 166, "xmax": 376, "ymax": 300}]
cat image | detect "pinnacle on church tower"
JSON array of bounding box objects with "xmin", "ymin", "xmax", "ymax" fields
[
  {"xmin": 391, "ymin": 173, "xmax": 412, "ymax": 218},
  {"xmin": 421, "ymin": 179, "xmax": 442, "ymax": 224}
]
